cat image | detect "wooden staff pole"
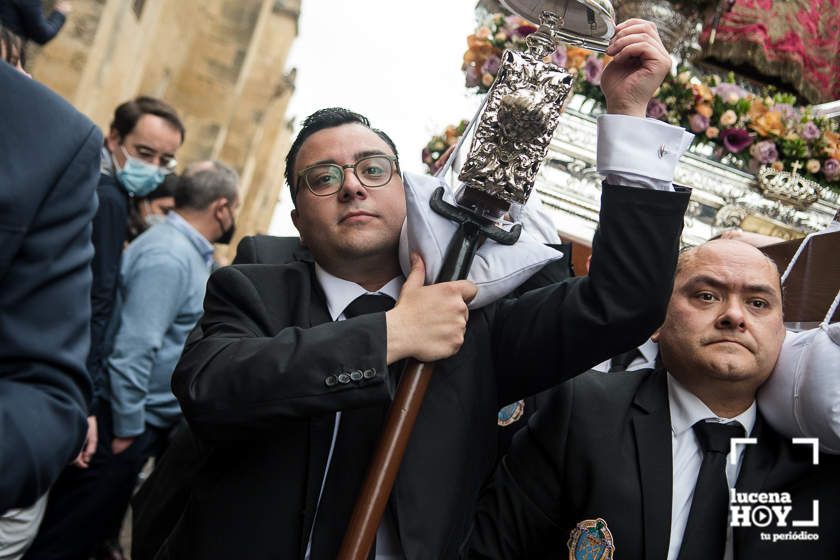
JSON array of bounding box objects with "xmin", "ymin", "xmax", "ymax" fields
[{"xmin": 337, "ymin": 212, "xmax": 500, "ymax": 560}]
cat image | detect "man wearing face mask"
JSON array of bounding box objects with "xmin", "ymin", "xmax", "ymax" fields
[
  {"xmin": 26, "ymin": 160, "xmax": 240, "ymax": 560},
  {"xmin": 70, "ymin": 96, "xmax": 185, "ymax": 486},
  {"xmin": 83, "ymin": 97, "xmax": 185, "ymax": 432}
]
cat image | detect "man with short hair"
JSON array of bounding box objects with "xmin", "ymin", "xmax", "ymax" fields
[
  {"xmin": 27, "ymin": 161, "xmax": 239, "ymax": 560},
  {"xmin": 86, "ymin": 96, "xmax": 186, "ymax": 437},
  {"xmin": 38, "ymin": 94, "xmax": 184, "ymax": 560},
  {"xmin": 162, "ymin": 21, "xmax": 693, "ymax": 560},
  {"xmin": 467, "ymin": 239, "xmax": 840, "ymax": 559}
]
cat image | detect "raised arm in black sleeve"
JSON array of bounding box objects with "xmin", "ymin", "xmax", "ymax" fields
[
  {"xmin": 491, "ymin": 183, "xmax": 690, "ymax": 405},
  {"xmin": 6, "ymin": 0, "xmax": 66, "ymax": 44}
]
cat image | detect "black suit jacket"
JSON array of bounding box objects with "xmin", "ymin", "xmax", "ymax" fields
[
  {"xmin": 163, "ymin": 184, "xmax": 690, "ymax": 559},
  {"xmin": 466, "ymin": 369, "xmax": 840, "ymax": 559},
  {"xmin": 0, "ymin": 63, "xmax": 100, "ymax": 510},
  {"xmin": 132, "ymin": 237, "xmax": 568, "ymax": 560}
]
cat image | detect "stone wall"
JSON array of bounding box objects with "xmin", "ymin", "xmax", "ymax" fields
[{"xmin": 27, "ymin": 0, "xmax": 300, "ymax": 260}]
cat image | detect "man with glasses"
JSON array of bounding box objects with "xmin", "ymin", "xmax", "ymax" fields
[
  {"xmin": 84, "ymin": 96, "xmax": 185, "ymax": 462},
  {"xmin": 24, "ymin": 97, "xmax": 184, "ymax": 560},
  {"xmin": 165, "ymin": 21, "xmax": 692, "ymax": 559}
]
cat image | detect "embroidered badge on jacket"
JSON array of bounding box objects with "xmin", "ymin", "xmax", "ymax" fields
[
  {"xmin": 567, "ymin": 518, "xmax": 615, "ymax": 560},
  {"xmin": 497, "ymin": 400, "xmax": 525, "ymax": 426}
]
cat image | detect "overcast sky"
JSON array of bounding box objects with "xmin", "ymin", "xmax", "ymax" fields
[{"xmin": 269, "ymin": 1, "xmax": 482, "ymax": 235}]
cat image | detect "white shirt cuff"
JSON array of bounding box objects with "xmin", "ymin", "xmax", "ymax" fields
[{"xmin": 596, "ymin": 114, "xmax": 694, "ymax": 191}]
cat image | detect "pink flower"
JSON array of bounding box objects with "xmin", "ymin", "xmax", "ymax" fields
[
  {"xmin": 801, "ymin": 121, "xmax": 821, "ymax": 141},
  {"xmin": 720, "ymin": 128, "xmax": 754, "ymax": 153},
  {"xmin": 712, "ymin": 83, "xmax": 750, "ymax": 103},
  {"xmin": 504, "ymin": 15, "xmax": 523, "ymax": 30},
  {"xmin": 481, "ymin": 55, "xmax": 501, "ymax": 77},
  {"xmin": 749, "ymin": 140, "xmax": 778, "ymax": 164},
  {"xmin": 584, "ymin": 55, "xmax": 604, "ymax": 86},
  {"xmin": 551, "ymin": 45, "xmax": 567, "ymax": 68},
  {"xmin": 646, "ymin": 99, "xmax": 667, "ymax": 120},
  {"xmin": 465, "ymin": 65, "xmax": 481, "ymax": 88},
  {"xmin": 773, "ymin": 103, "xmax": 799, "ymax": 121},
  {"xmin": 824, "ymin": 158, "xmax": 840, "ymax": 180},
  {"xmin": 513, "ymin": 24, "xmax": 538, "ymax": 37},
  {"xmin": 689, "ymin": 113, "xmax": 709, "ymax": 133}
]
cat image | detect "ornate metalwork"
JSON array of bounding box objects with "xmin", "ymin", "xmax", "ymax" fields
[
  {"xmin": 613, "ymin": 0, "xmax": 700, "ymax": 56},
  {"xmin": 458, "ymin": 44, "xmax": 574, "ymax": 211},
  {"xmin": 715, "ymin": 204, "xmax": 749, "ymax": 228},
  {"xmin": 757, "ymin": 164, "xmax": 822, "ymax": 210},
  {"xmin": 532, "ymin": 108, "xmax": 838, "ymax": 247}
]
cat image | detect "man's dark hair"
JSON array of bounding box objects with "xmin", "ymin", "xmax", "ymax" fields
[
  {"xmin": 0, "ymin": 25, "xmax": 25, "ymax": 69},
  {"xmin": 110, "ymin": 96, "xmax": 186, "ymax": 144},
  {"xmin": 284, "ymin": 107, "xmax": 400, "ymax": 203},
  {"xmin": 149, "ymin": 172, "xmax": 178, "ymax": 200},
  {"xmin": 174, "ymin": 161, "xmax": 238, "ymax": 211}
]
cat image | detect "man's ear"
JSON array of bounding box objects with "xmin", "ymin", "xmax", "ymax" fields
[
  {"xmin": 290, "ymin": 208, "xmax": 305, "ymax": 246},
  {"xmin": 650, "ymin": 327, "xmax": 662, "ymax": 343},
  {"xmin": 105, "ymin": 128, "xmax": 121, "ymax": 154}
]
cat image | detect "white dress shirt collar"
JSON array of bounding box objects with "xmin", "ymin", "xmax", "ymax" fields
[
  {"xmin": 314, "ymin": 263, "xmax": 403, "ymax": 321},
  {"xmin": 667, "ymin": 372, "xmax": 757, "ymax": 438},
  {"xmin": 638, "ymin": 339, "xmax": 660, "ymax": 366}
]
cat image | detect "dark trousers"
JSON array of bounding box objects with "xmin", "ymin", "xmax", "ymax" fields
[{"xmin": 25, "ymin": 408, "xmax": 171, "ymax": 560}]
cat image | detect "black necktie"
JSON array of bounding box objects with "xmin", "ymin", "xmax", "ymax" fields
[
  {"xmin": 310, "ymin": 294, "xmax": 395, "ymax": 559},
  {"xmin": 608, "ymin": 348, "xmax": 642, "ymax": 372},
  {"xmin": 677, "ymin": 421, "xmax": 745, "ymax": 560},
  {"xmin": 344, "ymin": 293, "xmax": 396, "ymax": 318}
]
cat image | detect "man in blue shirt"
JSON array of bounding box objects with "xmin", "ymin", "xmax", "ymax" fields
[{"xmin": 26, "ymin": 160, "xmax": 240, "ymax": 560}]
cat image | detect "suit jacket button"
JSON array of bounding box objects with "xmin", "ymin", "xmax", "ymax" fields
[
  {"xmin": 325, "ymin": 375, "xmax": 337, "ymax": 387},
  {"xmin": 363, "ymin": 368, "xmax": 375, "ymax": 379},
  {"xmin": 350, "ymin": 370, "xmax": 363, "ymax": 381},
  {"xmin": 338, "ymin": 373, "xmax": 351, "ymax": 384}
]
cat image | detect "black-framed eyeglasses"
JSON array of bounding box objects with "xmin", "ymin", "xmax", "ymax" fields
[{"xmin": 297, "ymin": 155, "xmax": 398, "ymax": 197}]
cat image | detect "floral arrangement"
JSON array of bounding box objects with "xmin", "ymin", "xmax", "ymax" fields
[
  {"xmin": 461, "ymin": 13, "xmax": 609, "ymax": 105},
  {"xmin": 647, "ymin": 68, "xmax": 840, "ymax": 190},
  {"xmin": 422, "ymin": 119, "xmax": 469, "ymax": 174},
  {"xmin": 459, "ymin": 12, "xmax": 840, "ymax": 193}
]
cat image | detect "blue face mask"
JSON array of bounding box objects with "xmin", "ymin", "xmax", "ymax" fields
[{"xmin": 116, "ymin": 146, "xmax": 168, "ymax": 197}]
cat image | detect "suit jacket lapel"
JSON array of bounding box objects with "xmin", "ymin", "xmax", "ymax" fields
[
  {"xmin": 299, "ymin": 264, "xmax": 336, "ymax": 558},
  {"xmin": 631, "ymin": 370, "xmax": 673, "ymax": 560}
]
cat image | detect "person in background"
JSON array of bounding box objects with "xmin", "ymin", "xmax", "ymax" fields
[
  {"xmin": 91, "ymin": 172, "xmax": 179, "ymax": 560},
  {"xmin": 0, "ymin": 58, "xmax": 100, "ymax": 559},
  {"xmin": 19, "ymin": 96, "xmax": 184, "ymax": 560},
  {"xmin": 83, "ymin": 96, "xmax": 185, "ymax": 459},
  {"xmin": 0, "ymin": 22, "xmax": 28, "ymax": 75},
  {"xmin": 26, "ymin": 160, "xmax": 240, "ymax": 560},
  {"xmin": 0, "ymin": 0, "xmax": 71, "ymax": 45},
  {"xmin": 126, "ymin": 173, "xmax": 178, "ymax": 243}
]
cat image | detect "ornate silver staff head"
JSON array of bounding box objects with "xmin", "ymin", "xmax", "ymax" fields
[{"xmin": 455, "ymin": 0, "xmax": 616, "ymax": 220}]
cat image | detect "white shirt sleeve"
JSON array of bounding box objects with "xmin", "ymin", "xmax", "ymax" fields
[{"xmin": 597, "ymin": 114, "xmax": 695, "ymax": 192}]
